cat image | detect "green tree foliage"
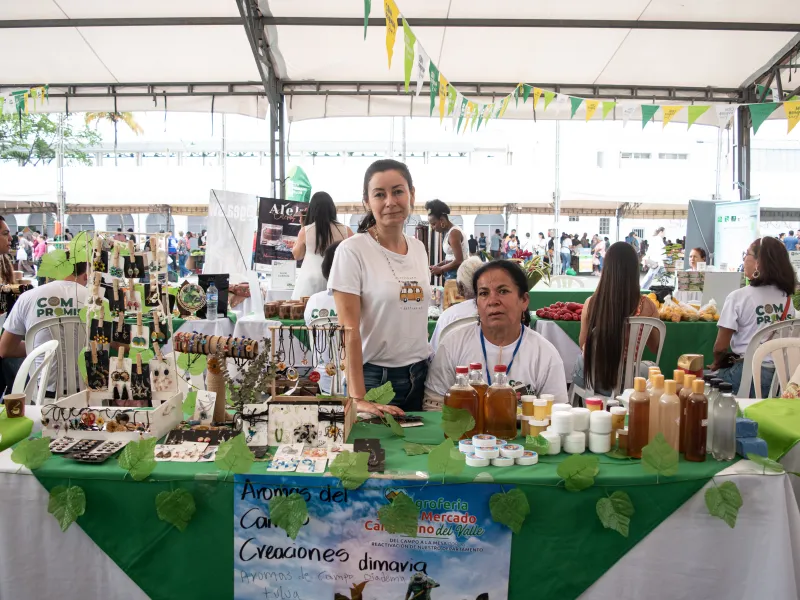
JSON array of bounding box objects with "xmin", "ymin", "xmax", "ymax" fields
[{"xmin": 0, "ymin": 112, "xmax": 101, "ymax": 166}]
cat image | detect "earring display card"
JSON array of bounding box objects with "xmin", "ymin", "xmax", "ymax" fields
[
  {"xmin": 90, "ymin": 319, "xmax": 112, "ymax": 345},
  {"xmin": 123, "ymin": 254, "xmax": 146, "ymax": 279},
  {"xmin": 87, "ymin": 350, "xmax": 110, "ymax": 390},
  {"xmin": 242, "ymin": 404, "xmax": 270, "ymax": 447},
  {"xmin": 267, "ymin": 403, "xmax": 318, "ymax": 447},
  {"xmin": 154, "ymin": 442, "xmax": 209, "ymax": 462},
  {"xmin": 317, "ymin": 404, "xmax": 345, "ymax": 447},
  {"xmin": 124, "ymin": 290, "xmax": 143, "ymax": 312},
  {"xmin": 107, "ymin": 253, "xmax": 125, "ymax": 279},
  {"xmin": 112, "ymin": 322, "xmax": 132, "ymax": 345},
  {"xmin": 150, "ymin": 356, "xmax": 177, "ymax": 393},
  {"xmin": 267, "ymin": 443, "xmax": 304, "ymax": 472},
  {"xmin": 296, "ymin": 457, "xmax": 328, "ymax": 474},
  {"xmin": 92, "ymin": 250, "xmax": 109, "ymax": 274},
  {"xmin": 192, "ymin": 391, "xmax": 217, "ymax": 426},
  {"xmin": 130, "ymin": 325, "xmax": 150, "ymax": 351},
  {"xmin": 143, "ymin": 283, "xmax": 162, "ymax": 308},
  {"xmin": 131, "ymin": 365, "xmax": 152, "ymax": 405},
  {"xmin": 102, "ymin": 283, "xmax": 125, "ymax": 314}
]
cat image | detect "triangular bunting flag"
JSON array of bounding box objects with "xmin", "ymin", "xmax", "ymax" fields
[
  {"xmin": 457, "ymin": 96, "xmax": 468, "ymax": 132},
  {"xmin": 661, "ymin": 106, "xmax": 684, "ymax": 128},
  {"xmin": 447, "ymin": 85, "xmax": 457, "ymax": 117},
  {"xmin": 585, "ymin": 99, "xmax": 600, "ymax": 121},
  {"xmin": 451, "ymin": 90, "xmax": 461, "ymax": 129},
  {"xmin": 402, "ymin": 18, "xmax": 416, "ymax": 92},
  {"xmin": 687, "ymin": 105, "xmax": 710, "ymax": 129},
  {"xmin": 472, "ymin": 103, "xmax": 482, "ymax": 130},
  {"xmin": 364, "ymin": 0, "xmax": 371, "ymax": 39},
  {"xmin": 414, "ymin": 43, "xmax": 429, "ymax": 97},
  {"xmin": 438, "ymin": 73, "xmax": 448, "ymax": 122},
  {"xmin": 784, "ymin": 101, "xmax": 800, "ymax": 134},
  {"xmin": 755, "ymin": 84, "xmax": 773, "ymax": 101},
  {"xmin": 384, "ymin": 0, "xmax": 399, "ymax": 68},
  {"xmin": 476, "ymin": 105, "xmax": 485, "ymax": 131},
  {"xmin": 514, "ymin": 84, "xmax": 522, "ymax": 107},
  {"xmin": 533, "ymin": 88, "xmax": 543, "ymax": 108},
  {"xmin": 522, "ymin": 84, "xmax": 532, "ymax": 103},
  {"xmin": 428, "ymin": 62, "xmax": 440, "ymax": 117},
  {"xmin": 485, "ymin": 103, "xmax": 495, "ymax": 127},
  {"xmin": 464, "ymin": 101, "xmax": 476, "ymax": 132},
  {"xmin": 543, "ymin": 91, "xmax": 556, "ymax": 111},
  {"xmin": 498, "ymin": 95, "xmax": 511, "ymax": 118},
  {"xmin": 748, "ymin": 103, "xmax": 779, "ymax": 134},
  {"xmin": 602, "ymin": 101, "xmax": 616, "ymax": 120},
  {"xmin": 641, "ymin": 105, "xmax": 660, "ymax": 129},
  {"xmin": 569, "ymin": 97, "xmax": 584, "ymax": 119},
  {"xmin": 622, "ymin": 105, "xmax": 637, "ymax": 127},
  {"xmin": 715, "ymin": 105, "xmax": 737, "ymax": 128}
]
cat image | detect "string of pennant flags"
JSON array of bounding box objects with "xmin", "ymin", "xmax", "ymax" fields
[
  {"xmin": 369, "ymin": 0, "xmax": 800, "ymax": 135},
  {"xmin": 0, "ymin": 85, "xmax": 49, "ymax": 117}
]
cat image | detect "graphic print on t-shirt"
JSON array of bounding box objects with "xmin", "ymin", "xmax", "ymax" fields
[
  {"xmin": 399, "ymin": 280, "xmax": 424, "ymax": 304},
  {"xmin": 755, "ymin": 301, "xmax": 793, "ymax": 325},
  {"xmin": 36, "ymin": 296, "xmax": 81, "ymax": 318}
]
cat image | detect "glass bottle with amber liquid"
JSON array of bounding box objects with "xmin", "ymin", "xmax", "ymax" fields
[
  {"xmin": 678, "ymin": 374, "xmax": 697, "ymax": 453},
  {"xmin": 685, "ymin": 379, "xmax": 708, "ymax": 462},
  {"xmin": 484, "ymin": 365, "xmax": 517, "ymax": 440},
  {"xmin": 628, "ymin": 377, "xmax": 650, "ymax": 459},
  {"xmin": 444, "ymin": 366, "xmax": 480, "ymax": 439},
  {"xmin": 468, "ymin": 362, "xmax": 488, "ymax": 434}
]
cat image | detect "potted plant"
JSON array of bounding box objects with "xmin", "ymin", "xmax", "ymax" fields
[{"xmin": 650, "ymin": 244, "xmax": 682, "ymax": 302}]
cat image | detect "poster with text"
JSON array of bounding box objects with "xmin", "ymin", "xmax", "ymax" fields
[
  {"xmin": 254, "ymin": 197, "xmax": 305, "ymax": 271},
  {"xmin": 714, "ymin": 199, "xmax": 760, "ymax": 271},
  {"xmin": 234, "ymin": 475, "xmax": 512, "ymax": 600}
]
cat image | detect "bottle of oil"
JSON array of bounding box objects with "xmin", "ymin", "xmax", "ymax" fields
[
  {"xmin": 711, "ymin": 382, "xmax": 737, "ymax": 461},
  {"xmin": 484, "ymin": 365, "xmax": 517, "ymax": 440},
  {"xmin": 658, "ymin": 379, "xmax": 681, "ymax": 451},
  {"xmin": 444, "ymin": 366, "xmax": 480, "ymax": 439},
  {"xmin": 468, "ymin": 362, "xmax": 488, "ymax": 434},
  {"xmin": 685, "ymin": 379, "xmax": 708, "ymax": 462},
  {"xmin": 648, "ymin": 374, "xmax": 665, "ymax": 443},
  {"xmin": 628, "ymin": 377, "xmax": 650, "ymax": 459},
  {"xmin": 673, "ymin": 369, "xmax": 684, "ymax": 398},
  {"xmin": 646, "ymin": 367, "xmax": 661, "ymax": 392},
  {"xmin": 678, "ymin": 374, "xmax": 697, "ymax": 454}
]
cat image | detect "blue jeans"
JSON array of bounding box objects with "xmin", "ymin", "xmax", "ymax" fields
[
  {"xmin": 560, "ymin": 251, "xmax": 570, "ymax": 275},
  {"xmin": 362, "ymin": 360, "xmax": 427, "ymax": 412},
  {"xmin": 178, "ymin": 254, "xmax": 189, "ymax": 277},
  {"xmin": 443, "ymin": 270, "xmax": 457, "ymax": 281},
  {"xmin": 716, "ymin": 361, "xmax": 775, "ymax": 399}
]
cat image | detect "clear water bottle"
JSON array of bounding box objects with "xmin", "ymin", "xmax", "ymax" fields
[
  {"xmin": 707, "ymin": 378, "xmax": 723, "ymax": 453},
  {"xmin": 206, "ymin": 282, "xmax": 218, "ymax": 321},
  {"xmin": 711, "ymin": 382, "xmax": 737, "ymax": 461}
]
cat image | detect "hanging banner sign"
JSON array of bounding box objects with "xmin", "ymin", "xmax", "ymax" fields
[
  {"xmin": 253, "ymin": 197, "xmax": 305, "ymax": 271},
  {"xmin": 204, "ymin": 189, "xmax": 259, "ymax": 275}
]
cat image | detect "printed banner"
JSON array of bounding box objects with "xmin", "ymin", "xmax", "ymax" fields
[
  {"xmin": 661, "ymin": 105, "xmax": 683, "ymax": 128},
  {"xmin": 402, "ymin": 18, "xmax": 416, "ymax": 92},
  {"xmin": 205, "ymin": 190, "xmax": 259, "ymax": 275},
  {"xmin": 533, "ymin": 87, "xmax": 543, "ymax": 108},
  {"xmin": 543, "ymin": 91, "xmax": 556, "ymax": 111},
  {"xmin": 384, "ymin": 0, "xmax": 400, "ymax": 68},
  {"xmin": 687, "ymin": 105, "xmax": 710, "ymax": 129},
  {"xmin": 498, "ymin": 95, "xmax": 511, "ymax": 118},
  {"xmin": 414, "ymin": 43, "xmax": 429, "ymax": 97},
  {"xmin": 438, "ymin": 73, "xmax": 448, "ymax": 122},
  {"xmin": 569, "ymin": 97, "xmax": 583, "ymax": 119},
  {"xmin": 233, "ymin": 475, "xmax": 513, "ymax": 600},
  {"xmin": 456, "ymin": 95, "xmax": 468, "ymax": 131},
  {"xmin": 253, "ymin": 197, "xmax": 305, "ymax": 270}
]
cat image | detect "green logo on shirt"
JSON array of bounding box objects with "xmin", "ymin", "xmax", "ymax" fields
[
  {"xmin": 755, "ymin": 303, "xmax": 792, "ymax": 325},
  {"xmin": 36, "ymin": 296, "xmax": 78, "ymax": 318},
  {"xmin": 311, "ymin": 308, "xmax": 337, "ymax": 319}
]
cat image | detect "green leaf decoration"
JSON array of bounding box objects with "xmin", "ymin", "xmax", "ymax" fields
[
  {"xmin": 269, "ymin": 492, "xmax": 309, "ymax": 540},
  {"xmin": 705, "ymin": 481, "xmax": 743, "ymax": 528},
  {"xmin": 118, "ymin": 437, "xmax": 158, "ymax": 481},
  {"xmin": 77, "ymin": 349, "xmax": 88, "ymax": 385},
  {"xmin": 11, "ymin": 436, "xmax": 52, "ymax": 470},
  {"xmin": 177, "ymin": 353, "xmax": 207, "ymax": 376},
  {"xmin": 364, "ymin": 381, "xmax": 395, "ymax": 405},
  {"xmin": 428, "ymin": 439, "xmax": 466, "ymax": 479},
  {"xmin": 329, "ymin": 451, "xmax": 371, "ymax": 490},
  {"xmin": 69, "ymin": 231, "xmax": 92, "ymax": 264},
  {"xmin": 596, "ymin": 491, "xmax": 635, "ymax": 538},
  {"xmin": 38, "ymin": 250, "xmax": 74, "ymax": 280},
  {"xmin": 377, "ymin": 491, "xmax": 419, "ymax": 537},
  {"xmin": 155, "ymin": 488, "xmax": 196, "ymax": 532},
  {"xmin": 182, "ymin": 390, "xmax": 197, "ymax": 417},
  {"xmin": 641, "ymin": 433, "xmax": 679, "ymax": 478},
  {"xmin": 489, "ymin": 488, "xmax": 530, "ymax": 534},
  {"xmin": 747, "ymin": 453, "xmax": 785, "ymax": 474},
  {"xmin": 557, "ymin": 454, "xmax": 600, "ymax": 492},
  {"xmin": 440, "ymin": 405, "xmax": 475, "ymax": 441},
  {"xmin": 48, "ymin": 485, "xmax": 86, "ymax": 532},
  {"xmin": 215, "ymin": 434, "xmax": 254, "ymax": 475},
  {"xmin": 523, "ymin": 434, "xmax": 550, "ymax": 456},
  {"xmin": 128, "ymin": 348, "xmax": 155, "ymax": 364},
  {"xmin": 383, "ymin": 413, "xmax": 406, "ymax": 438},
  {"xmin": 403, "ymin": 442, "xmax": 434, "ymax": 456}
]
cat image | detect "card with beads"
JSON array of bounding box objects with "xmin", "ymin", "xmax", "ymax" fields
[
  {"xmin": 89, "ymin": 318, "xmax": 112, "ymax": 346},
  {"xmin": 122, "ymin": 253, "xmax": 146, "ymax": 280},
  {"xmin": 130, "ymin": 323, "xmax": 150, "ymax": 351},
  {"xmin": 102, "ymin": 282, "xmax": 125, "ymax": 314},
  {"xmin": 149, "ymin": 355, "xmax": 177, "ymax": 393},
  {"xmin": 130, "ymin": 363, "xmax": 152, "ymax": 405},
  {"xmin": 86, "ymin": 349, "xmax": 110, "ymax": 390},
  {"xmin": 108, "ymin": 356, "xmax": 132, "ymax": 404}
]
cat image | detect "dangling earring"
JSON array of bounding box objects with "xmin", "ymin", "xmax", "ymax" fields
[
  {"xmin": 113, "ymin": 385, "xmax": 120, "ymax": 401},
  {"xmin": 121, "ymin": 384, "xmax": 129, "ymax": 401},
  {"xmin": 753, "ymin": 269, "xmax": 761, "ymax": 279}
]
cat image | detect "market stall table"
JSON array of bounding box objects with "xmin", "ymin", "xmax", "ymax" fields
[
  {"xmin": 0, "ymin": 413, "xmax": 797, "ymax": 600},
  {"xmin": 529, "ymin": 288, "xmax": 593, "ymax": 312}
]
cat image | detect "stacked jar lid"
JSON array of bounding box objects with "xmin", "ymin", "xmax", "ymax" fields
[{"xmin": 460, "ymin": 434, "xmax": 539, "ymax": 467}]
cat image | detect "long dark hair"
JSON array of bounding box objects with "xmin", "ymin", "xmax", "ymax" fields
[
  {"xmin": 305, "ymin": 191, "xmax": 340, "ymax": 255},
  {"xmin": 471, "ymin": 260, "xmax": 531, "ymax": 326},
  {"xmin": 750, "ymin": 237, "xmax": 797, "ymax": 297},
  {"xmin": 584, "ymin": 242, "xmax": 641, "ymax": 392},
  {"xmin": 358, "ymin": 159, "xmax": 414, "ymax": 233}
]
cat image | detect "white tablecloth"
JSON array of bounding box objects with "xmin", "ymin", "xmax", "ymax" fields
[
  {"xmin": 264, "ymin": 288, "xmax": 293, "ymax": 302},
  {"xmin": 533, "ymin": 320, "xmax": 581, "ymax": 383}
]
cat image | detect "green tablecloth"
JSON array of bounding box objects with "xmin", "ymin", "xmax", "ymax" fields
[
  {"xmin": 744, "ymin": 398, "xmax": 800, "ymax": 461},
  {"xmin": 0, "ymin": 411, "xmax": 32, "ymax": 452},
  {"xmin": 28, "ymin": 412, "xmax": 732, "ymax": 600},
  {"xmin": 529, "ymin": 288, "xmax": 593, "ymax": 311}
]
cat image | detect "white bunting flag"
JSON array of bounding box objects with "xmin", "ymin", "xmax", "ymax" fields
[
  {"xmin": 452, "ymin": 92, "xmax": 462, "ymax": 130},
  {"xmin": 622, "ymin": 105, "xmax": 637, "ymax": 128},
  {"xmin": 715, "ymin": 105, "xmax": 737, "ymax": 128},
  {"xmin": 414, "ymin": 43, "xmax": 429, "ymax": 97}
]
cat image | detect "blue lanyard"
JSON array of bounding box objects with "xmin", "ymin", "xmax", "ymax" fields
[{"xmin": 480, "ymin": 324, "xmax": 524, "ymax": 385}]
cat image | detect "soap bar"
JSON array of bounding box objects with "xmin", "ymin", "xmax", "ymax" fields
[
  {"xmin": 735, "ymin": 418, "xmax": 758, "ymax": 439},
  {"xmin": 736, "ymin": 436, "xmax": 768, "ymax": 459}
]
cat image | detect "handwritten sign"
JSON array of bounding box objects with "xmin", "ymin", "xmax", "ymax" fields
[{"xmin": 234, "ymin": 475, "xmax": 512, "ymax": 599}]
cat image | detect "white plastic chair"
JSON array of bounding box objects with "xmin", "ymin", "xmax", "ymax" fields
[
  {"xmin": 752, "ymin": 337, "xmax": 800, "ymax": 399},
  {"xmin": 737, "ymin": 320, "xmax": 800, "ymax": 397},
  {"xmin": 570, "ymin": 316, "xmax": 666, "ymax": 406},
  {"xmin": 548, "ymin": 276, "xmax": 585, "ymax": 289},
  {"xmin": 437, "ymin": 315, "xmax": 479, "ymax": 348},
  {"xmin": 24, "ymin": 316, "xmax": 86, "ymax": 400},
  {"xmin": 11, "ymin": 340, "xmax": 59, "ymax": 406}
]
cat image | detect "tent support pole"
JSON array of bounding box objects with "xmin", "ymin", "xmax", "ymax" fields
[
  {"xmin": 735, "ymin": 105, "xmax": 751, "ymax": 200},
  {"xmin": 56, "ymin": 113, "xmax": 66, "ymax": 238},
  {"xmin": 269, "ymin": 96, "xmax": 286, "ymax": 199},
  {"xmin": 553, "ymin": 120, "xmax": 561, "ymax": 275}
]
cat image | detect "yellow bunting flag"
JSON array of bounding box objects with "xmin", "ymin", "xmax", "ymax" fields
[
  {"xmin": 533, "ymin": 87, "xmax": 543, "ymax": 108},
  {"xmin": 585, "ymin": 99, "xmax": 600, "ymax": 121},
  {"xmin": 661, "ymin": 105, "xmax": 684, "ymax": 129},
  {"xmin": 498, "ymin": 95, "xmax": 511, "ymax": 118},
  {"xmin": 784, "ymin": 101, "xmax": 800, "ymax": 134},
  {"xmin": 438, "ymin": 73, "xmax": 448, "ymax": 122},
  {"xmin": 463, "ymin": 101, "xmax": 476, "ymax": 133},
  {"xmin": 384, "ymin": 0, "xmax": 399, "ymax": 68}
]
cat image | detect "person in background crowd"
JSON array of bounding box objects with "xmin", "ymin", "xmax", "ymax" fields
[
  {"xmin": 490, "ymin": 229, "xmax": 502, "ymax": 259},
  {"xmin": 645, "ymin": 227, "xmax": 666, "ymax": 269},
  {"xmin": 292, "ymin": 191, "xmax": 351, "ymax": 300},
  {"xmin": 592, "ymin": 235, "xmax": 606, "ymax": 276},
  {"xmin": 784, "ymin": 230, "xmax": 799, "ymax": 252},
  {"xmin": 426, "ymin": 199, "xmax": 468, "ymax": 281},
  {"xmin": 199, "ymin": 229, "xmax": 208, "ymax": 248},
  {"xmin": 63, "ymin": 228, "xmax": 73, "ymax": 242},
  {"xmin": 689, "ymin": 247, "xmax": 707, "ymax": 271},
  {"xmin": 522, "ymin": 232, "xmax": 531, "ymax": 251},
  {"xmin": 580, "ymin": 233, "xmax": 589, "ymax": 248},
  {"xmin": 16, "ymin": 234, "xmax": 32, "ymax": 276},
  {"xmin": 468, "ymin": 234, "xmax": 478, "ymax": 256},
  {"xmin": 713, "ymin": 237, "xmax": 797, "ymax": 397},
  {"xmin": 113, "ymin": 228, "xmax": 127, "ymax": 243},
  {"xmin": 0, "ymin": 217, "xmax": 14, "ymax": 286},
  {"xmin": 167, "ymin": 231, "xmax": 178, "ymax": 272},
  {"xmin": 428, "ymin": 256, "xmax": 482, "ymax": 356},
  {"xmin": 536, "ymin": 232, "xmax": 547, "ymax": 256},
  {"xmin": 506, "ymin": 234, "xmax": 519, "ymax": 258},
  {"xmin": 501, "ymin": 232, "xmax": 510, "ymax": 255},
  {"xmin": 604, "ymin": 236, "xmax": 610, "ymax": 252},
  {"xmin": 330, "ymin": 159, "xmax": 428, "ymax": 414},
  {"xmin": 560, "ymin": 233, "xmax": 571, "ymax": 275},
  {"xmin": 779, "ymin": 233, "xmax": 786, "ymax": 242},
  {"xmin": 33, "ymin": 234, "xmax": 47, "ymax": 282},
  {"xmin": 477, "ymin": 232, "xmax": 487, "ymax": 256},
  {"xmin": 127, "ymin": 228, "xmax": 136, "ymax": 246},
  {"xmin": 426, "ymin": 260, "xmax": 568, "ymax": 407}
]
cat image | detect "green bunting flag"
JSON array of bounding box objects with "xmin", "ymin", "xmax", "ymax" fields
[
  {"xmin": 749, "ymin": 102, "xmax": 780, "ymax": 134},
  {"xmin": 602, "ymin": 101, "xmax": 616, "ymax": 119},
  {"xmin": 641, "ymin": 105, "xmax": 660, "ymax": 129},
  {"xmin": 522, "ymin": 84, "xmax": 532, "ymax": 103},
  {"xmin": 543, "ymin": 91, "xmax": 556, "ymax": 111},
  {"xmin": 456, "ymin": 96, "xmax": 468, "ymax": 132},
  {"xmin": 755, "ymin": 84, "xmax": 773, "ymax": 101},
  {"xmin": 364, "ymin": 0, "xmax": 371, "ymax": 39},
  {"xmin": 428, "ymin": 62, "xmax": 440, "ymax": 117},
  {"xmin": 514, "ymin": 84, "xmax": 521, "ymax": 107},
  {"xmin": 402, "ymin": 18, "xmax": 415, "ymax": 92},
  {"xmin": 687, "ymin": 105, "xmax": 711, "ymax": 130},
  {"xmin": 570, "ymin": 97, "xmax": 584, "ymax": 118},
  {"xmin": 447, "ymin": 85, "xmax": 457, "ymax": 116}
]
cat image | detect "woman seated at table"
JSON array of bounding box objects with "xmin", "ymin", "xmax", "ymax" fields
[
  {"xmin": 688, "ymin": 247, "xmax": 707, "ymax": 271},
  {"xmin": 425, "ymin": 260, "xmax": 568, "ymax": 407},
  {"xmin": 428, "ymin": 256, "xmax": 482, "ymax": 354},
  {"xmin": 712, "ymin": 237, "xmax": 797, "ymax": 397},
  {"xmin": 426, "ymin": 199, "xmax": 468, "ymax": 281},
  {"xmin": 329, "ymin": 159, "xmax": 430, "ymax": 414},
  {"xmin": 573, "ymin": 242, "xmax": 660, "ymax": 396}
]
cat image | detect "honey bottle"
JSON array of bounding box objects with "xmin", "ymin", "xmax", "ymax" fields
[
  {"xmin": 678, "ymin": 374, "xmax": 697, "ymax": 453},
  {"xmin": 484, "ymin": 365, "xmax": 517, "ymax": 440},
  {"xmin": 628, "ymin": 377, "xmax": 650, "ymax": 459},
  {"xmin": 684, "ymin": 379, "xmax": 708, "ymax": 462},
  {"xmin": 443, "ymin": 366, "xmax": 480, "ymax": 439},
  {"xmin": 468, "ymin": 362, "xmax": 488, "ymax": 434}
]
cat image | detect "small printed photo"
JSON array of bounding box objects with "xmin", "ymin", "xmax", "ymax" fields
[{"xmin": 260, "ymin": 224, "xmax": 282, "ymax": 246}]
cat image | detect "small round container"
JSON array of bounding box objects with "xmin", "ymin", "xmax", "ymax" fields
[
  {"xmin": 521, "ymin": 417, "xmax": 530, "ymax": 437},
  {"xmin": 541, "ymin": 394, "xmax": 555, "ymax": 417},
  {"xmin": 529, "ymin": 418, "xmax": 549, "ymax": 437},
  {"xmin": 551, "ymin": 403, "xmax": 572, "ymax": 414},
  {"xmin": 540, "ymin": 431, "xmax": 562, "ymax": 454},
  {"xmin": 459, "ymin": 439, "xmax": 475, "ymax": 454},
  {"xmin": 551, "ymin": 412, "xmax": 574, "ymax": 435},
  {"xmin": 589, "ymin": 431, "xmax": 611, "ymax": 454},
  {"xmin": 589, "ymin": 410, "xmax": 612, "ymax": 435},
  {"xmin": 516, "ymin": 451, "xmax": 539, "ymax": 466},
  {"xmin": 617, "ymin": 428, "xmax": 629, "ymax": 453},
  {"xmin": 610, "ymin": 407, "xmax": 627, "ymax": 432},
  {"xmin": 500, "ymin": 443, "xmax": 524, "ymax": 459},
  {"xmin": 521, "ymin": 396, "xmax": 536, "ymax": 417},
  {"xmin": 564, "ymin": 431, "xmax": 586, "ymax": 454},
  {"xmin": 465, "ymin": 453, "xmax": 490, "ymax": 467},
  {"xmin": 572, "ymin": 407, "xmax": 591, "ymax": 431},
  {"xmin": 472, "ymin": 434, "xmax": 497, "ymax": 448},
  {"xmin": 495, "ymin": 439, "xmax": 508, "ymax": 448},
  {"xmin": 585, "ymin": 398, "xmax": 604, "ymax": 412},
  {"xmin": 605, "ymin": 399, "xmax": 620, "ymax": 410},
  {"xmin": 491, "ymin": 456, "xmax": 515, "ymax": 467},
  {"xmin": 474, "ymin": 446, "xmax": 500, "ymax": 459},
  {"xmin": 533, "ymin": 399, "xmax": 548, "ymax": 420}
]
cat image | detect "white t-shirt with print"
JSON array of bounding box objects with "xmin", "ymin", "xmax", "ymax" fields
[
  {"xmin": 426, "ymin": 323, "xmax": 568, "ymax": 403},
  {"xmin": 718, "ymin": 284, "xmax": 796, "ymax": 356},
  {"xmin": 328, "ymin": 232, "xmax": 430, "ymax": 367}
]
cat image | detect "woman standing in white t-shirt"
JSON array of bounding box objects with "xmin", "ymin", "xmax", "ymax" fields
[
  {"xmin": 292, "ymin": 192, "xmax": 351, "ymax": 300},
  {"xmin": 713, "ymin": 237, "xmax": 797, "ymax": 397},
  {"xmin": 329, "ymin": 160, "xmax": 430, "ymax": 413},
  {"xmin": 426, "ymin": 199, "xmax": 467, "ymax": 282}
]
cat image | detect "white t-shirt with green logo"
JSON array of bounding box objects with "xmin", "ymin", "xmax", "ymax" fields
[{"xmin": 718, "ymin": 284, "xmax": 796, "ymax": 356}]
